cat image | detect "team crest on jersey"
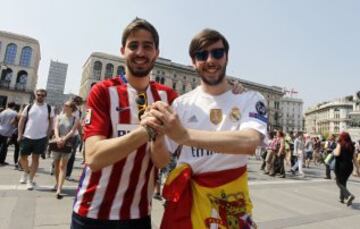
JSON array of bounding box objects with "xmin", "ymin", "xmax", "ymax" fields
[
  {"xmin": 84, "ymin": 109, "xmax": 92, "ymax": 125},
  {"xmin": 230, "ymin": 107, "xmax": 241, "ymax": 122},
  {"xmin": 210, "ymin": 109, "xmax": 223, "ymax": 125}
]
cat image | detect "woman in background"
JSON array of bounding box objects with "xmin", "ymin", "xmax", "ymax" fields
[
  {"xmin": 52, "ymin": 101, "xmax": 79, "ymax": 199},
  {"xmin": 334, "ymin": 132, "xmax": 360, "ymax": 206}
]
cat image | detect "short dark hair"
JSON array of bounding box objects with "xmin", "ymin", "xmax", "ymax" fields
[
  {"xmin": 122, "ymin": 18, "xmax": 159, "ymax": 49},
  {"xmin": 189, "ymin": 29, "xmax": 229, "ymax": 59},
  {"xmin": 35, "ymin": 88, "xmax": 47, "ymax": 96},
  {"xmin": 7, "ymin": 102, "xmax": 16, "ymax": 109}
]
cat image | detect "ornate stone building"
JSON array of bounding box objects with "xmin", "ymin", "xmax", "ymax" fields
[
  {"xmin": 79, "ymin": 52, "xmax": 284, "ymax": 130},
  {"xmin": 0, "ymin": 31, "xmax": 41, "ymax": 108},
  {"xmin": 305, "ymin": 98, "xmax": 353, "ymax": 136}
]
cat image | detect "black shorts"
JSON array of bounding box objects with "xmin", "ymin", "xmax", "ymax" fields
[
  {"xmin": 71, "ymin": 212, "xmax": 151, "ymax": 229},
  {"xmin": 20, "ymin": 137, "xmax": 48, "ymax": 156}
]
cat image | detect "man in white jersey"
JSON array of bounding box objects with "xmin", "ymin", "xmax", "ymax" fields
[
  {"xmin": 144, "ymin": 29, "xmax": 267, "ymax": 229},
  {"xmin": 17, "ymin": 89, "xmax": 55, "ymax": 190},
  {"xmin": 71, "ymin": 18, "xmax": 177, "ymax": 229}
]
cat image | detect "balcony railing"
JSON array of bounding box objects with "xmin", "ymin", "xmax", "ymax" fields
[
  {"xmin": 0, "ymin": 80, "xmax": 10, "ymax": 89},
  {"xmin": 15, "ymin": 83, "xmax": 26, "ymax": 91}
]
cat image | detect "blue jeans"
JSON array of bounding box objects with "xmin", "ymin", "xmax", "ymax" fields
[{"xmin": 71, "ymin": 212, "xmax": 151, "ymax": 229}]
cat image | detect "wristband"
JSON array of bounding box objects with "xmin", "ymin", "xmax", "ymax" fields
[{"xmin": 143, "ymin": 125, "xmax": 157, "ymax": 141}]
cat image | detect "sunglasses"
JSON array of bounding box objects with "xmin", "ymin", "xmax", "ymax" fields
[
  {"xmin": 36, "ymin": 94, "xmax": 46, "ymax": 97},
  {"xmin": 194, "ymin": 48, "xmax": 225, "ymax": 61},
  {"xmin": 136, "ymin": 92, "xmax": 147, "ymax": 120}
]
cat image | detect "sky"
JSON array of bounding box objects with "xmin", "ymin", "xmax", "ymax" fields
[{"xmin": 1, "ymin": 0, "xmax": 359, "ymax": 109}]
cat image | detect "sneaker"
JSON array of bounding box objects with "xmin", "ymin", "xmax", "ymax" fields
[
  {"xmin": 0, "ymin": 162, "xmax": 9, "ymax": 166},
  {"xmin": 346, "ymin": 195, "xmax": 355, "ymax": 206},
  {"xmin": 26, "ymin": 180, "xmax": 34, "ymax": 190},
  {"xmin": 19, "ymin": 173, "xmax": 29, "ymax": 184}
]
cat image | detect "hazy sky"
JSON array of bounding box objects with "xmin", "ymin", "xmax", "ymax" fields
[{"xmin": 1, "ymin": 0, "xmax": 359, "ymax": 109}]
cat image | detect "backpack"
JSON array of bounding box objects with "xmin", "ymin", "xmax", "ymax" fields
[{"xmin": 23, "ymin": 103, "xmax": 52, "ymax": 134}]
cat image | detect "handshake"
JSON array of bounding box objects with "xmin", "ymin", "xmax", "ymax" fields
[{"xmin": 139, "ymin": 101, "xmax": 188, "ymax": 144}]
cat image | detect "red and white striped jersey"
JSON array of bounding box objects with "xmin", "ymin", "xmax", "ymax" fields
[{"xmin": 73, "ymin": 79, "xmax": 177, "ymax": 220}]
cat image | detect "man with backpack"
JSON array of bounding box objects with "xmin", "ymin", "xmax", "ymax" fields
[{"xmin": 17, "ymin": 89, "xmax": 55, "ymax": 190}]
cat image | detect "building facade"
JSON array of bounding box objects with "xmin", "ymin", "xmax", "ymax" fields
[
  {"xmin": 305, "ymin": 98, "xmax": 353, "ymax": 136},
  {"xmin": 0, "ymin": 31, "xmax": 41, "ymax": 108},
  {"xmin": 279, "ymin": 97, "xmax": 304, "ymax": 132},
  {"xmin": 46, "ymin": 60, "xmax": 69, "ymax": 106},
  {"xmin": 79, "ymin": 52, "xmax": 284, "ymax": 130}
]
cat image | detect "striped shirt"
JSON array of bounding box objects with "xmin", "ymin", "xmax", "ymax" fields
[{"xmin": 73, "ymin": 79, "xmax": 177, "ymax": 220}]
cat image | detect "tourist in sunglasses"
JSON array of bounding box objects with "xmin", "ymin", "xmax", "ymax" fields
[
  {"xmin": 143, "ymin": 29, "xmax": 267, "ymax": 229},
  {"xmin": 71, "ymin": 18, "xmax": 178, "ymax": 229},
  {"xmin": 17, "ymin": 89, "xmax": 55, "ymax": 190}
]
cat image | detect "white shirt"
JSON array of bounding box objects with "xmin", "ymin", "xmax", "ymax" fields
[
  {"xmin": 170, "ymin": 87, "xmax": 268, "ymax": 174},
  {"xmin": 22, "ymin": 103, "xmax": 55, "ymax": 139},
  {"xmin": 0, "ymin": 108, "xmax": 18, "ymax": 137}
]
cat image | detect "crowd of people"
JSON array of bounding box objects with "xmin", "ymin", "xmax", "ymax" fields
[
  {"xmin": 0, "ymin": 17, "xmax": 360, "ymax": 229},
  {"xmin": 0, "ymin": 90, "xmax": 84, "ymax": 199},
  {"xmin": 259, "ymin": 129, "xmax": 360, "ymax": 205}
]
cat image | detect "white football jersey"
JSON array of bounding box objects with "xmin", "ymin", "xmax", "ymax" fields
[{"xmin": 171, "ymin": 86, "xmax": 268, "ymax": 174}]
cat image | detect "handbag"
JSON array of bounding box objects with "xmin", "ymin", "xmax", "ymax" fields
[
  {"xmin": 48, "ymin": 116, "xmax": 76, "ymax": 153},
  {"xmin": 49, "ymin": 138, "xmax": 74, "ymax": 153},
  {"xmin": 324, "ymin": 153, "xmax": 334, "ymax": 165}
]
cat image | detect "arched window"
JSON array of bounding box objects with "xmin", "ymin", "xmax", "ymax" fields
[
  {"xmin": 19, "ymin": 46, "xmax": 33, "ymax": 67},
  {"xmin": 160, "ymin": 77, "xmax": 165, "ymax": 84},
  {"xmin": 15, "ymin": 70, "xmax": 28, "ymax": 91},
  {"xmin": 155, "ymin": 76, "xmax": 160, "ymax": 83},
  {"xmin": 4, "ymin": 43, "xmax": 17, "ymax": 65},
  {"xmin": 0, "ymin": 68, "xmax": 13, "ymax": 88},
  {"xmin": 172, "ymin": 82, "xmax": 176, "ymax": 90},
  {"xmin": 93, "ymin": 61, "xmax": 102, "ymax": 80},
  {"xmin": 117, "ymin": 65, "xmax": 125, "ymax": 76},
  {"xmin": 105, "ymin": 63, "xmax": 114, "ymax": 79}
]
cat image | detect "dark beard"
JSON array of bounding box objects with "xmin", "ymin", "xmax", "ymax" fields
[
  {"xmin": 126, "ymin": 59, "xmax": 155, "ymax": 78},
  {"xmin": 197, "ymin": 65, "xmax": 227, "ymax": 86}
]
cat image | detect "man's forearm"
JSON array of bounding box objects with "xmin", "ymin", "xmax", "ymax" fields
[
  {"xmin": 86, "ymin": 127, "xmax": 149, "ymax": 171},
  {"xmin": 182, "ymin": 129, "xmax": 262, "ymax": 155},
  {"xmin": 150, "ymin": 137, "xmax": 171, "ymax": 168}
]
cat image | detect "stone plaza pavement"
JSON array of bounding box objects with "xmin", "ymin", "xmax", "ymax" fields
[{"xmin": 0, "ymin": 147, "xmax": 360, "ymax": 229}]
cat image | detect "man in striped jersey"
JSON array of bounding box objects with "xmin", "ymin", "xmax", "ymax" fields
[{"xmin": 71, "ymin": 18, "xmax": 177, "ymax": 229}]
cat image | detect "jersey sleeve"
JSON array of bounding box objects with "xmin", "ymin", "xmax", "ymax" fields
[
  {"xmin": 239, "ymin": 91, "xmax": 268, "ymax": 143},
  {"xmin": 83, "ymin": 83, "xmax": 111, "ymax": 140}
]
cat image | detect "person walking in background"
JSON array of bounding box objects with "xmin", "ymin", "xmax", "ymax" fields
[
  {"xmin": 17, "ymin": 89, "xmax": 55, "ymax": 190},
  {"xmin": 264, "ymin": 132, "xmax": 277, "ymax": 175},
  {"xmin": 0, "ymin": 102, "xmax": 18, "ymax": 166},
  {"xmin": 304, "ymin": 135, "xmax": 313, "ymax": 168},
  {"xmin": 51, "ymin": 101, "xmax": 79, "ymax": 199},
  {"xmin": 65, "ymin": 96, "xmax": 83, "ymax": 181},
  {"xmin": 324, "ymin": 135, "xmax": 337, "ymax": 179},
  {"xmin": 291, "ymin": 132, "xmax": 305, "ymax": 177},
  {"xmin": 334, "ymin": 132, "xmax": 360, "ymax": 206}
]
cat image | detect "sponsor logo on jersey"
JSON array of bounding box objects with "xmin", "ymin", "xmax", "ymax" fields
[
  {"xmin": 187, "ymin": 115, "xmax": 199, "ymax": 123},
  {"xmin": 191, "ymin": 147, "xmax": 215, "ymax": 157},
  {"xmin": 116, "ymin": 124, "xmax": 138, "ymax": 136},
  {"xmin": 230, "ymin": 107, "xmax": 241, "ymax": 122},
  {"xmin": 210, "ymin": 109, "xmax": 223, "ymax": 125}
]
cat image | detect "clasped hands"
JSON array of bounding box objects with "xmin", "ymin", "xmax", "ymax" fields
[{"xmin": 140, "ymin": 101, "xmax": 188, "ymax": 144}]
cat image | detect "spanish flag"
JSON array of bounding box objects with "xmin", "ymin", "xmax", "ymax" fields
[{"xmin": 161, "ymin": 164, "xmax": 256, "ymax": 229}]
